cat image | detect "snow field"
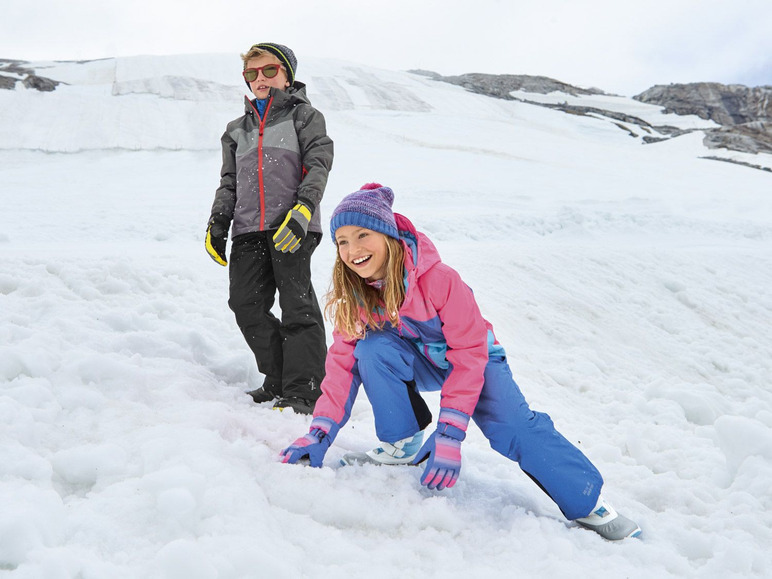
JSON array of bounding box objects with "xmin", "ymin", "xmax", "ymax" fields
[{"xmin": 1, "ymin": 55, "xmax": 771, "ymax": 577}]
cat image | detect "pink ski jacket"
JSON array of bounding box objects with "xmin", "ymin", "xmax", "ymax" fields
[{"xmin": 314, "ymin": 213, "xmax": 505, "ymax": 428}]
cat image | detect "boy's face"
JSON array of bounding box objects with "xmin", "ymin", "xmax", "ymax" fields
[{"xmin": 245, "ymin": 54, "xmax": 290, "ymax": 99}]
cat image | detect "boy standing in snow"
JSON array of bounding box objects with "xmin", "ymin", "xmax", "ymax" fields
[
  {"xmin": 206, "ymin": 43, "xmax": 333, "ymax": 415},
  {"xmin": 280, "ymin": 183, "xmax": 641, "ymax": 541}
]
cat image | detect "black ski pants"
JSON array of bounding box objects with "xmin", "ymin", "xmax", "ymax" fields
[{"xmin": 228, "ymin": 231, "xmax": 326, "ymax": 401}]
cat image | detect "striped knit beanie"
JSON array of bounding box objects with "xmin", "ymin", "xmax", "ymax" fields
[{"xmin": 330, "ymin": 183, "xmax": 399, "ymax": 242}]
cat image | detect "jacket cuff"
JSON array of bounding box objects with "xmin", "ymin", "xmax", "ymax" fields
[
  {"xmin": 296, "ymin": 197, "xmax": 316, "ymax": 215},
  {"xmin": 208, "ymin": 213, "xmax": 231, "ymax": 227},
  {"xmin": 310, "ymin": 416, "xmax": 339, "ymax": 440},
  {"xmin": 438, "ymin": 408, "xmax": 471, "ymax": 432}
]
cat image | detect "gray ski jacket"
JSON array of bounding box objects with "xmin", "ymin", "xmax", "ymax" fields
[{"xmin": 211, "ymin": 83, "xmax": 334, "ymax": 237}]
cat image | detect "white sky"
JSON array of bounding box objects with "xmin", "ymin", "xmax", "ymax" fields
[{"xmin": 2, "ymin": 0, "xmax": 771, "ymax": 95}]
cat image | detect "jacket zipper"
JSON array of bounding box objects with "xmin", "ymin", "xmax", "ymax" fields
[{"xmin": 248, "ymin": 97, "xmax": 273, "ymax": 230}]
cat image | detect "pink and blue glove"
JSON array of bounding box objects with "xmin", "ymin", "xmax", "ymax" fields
[
  {"xmin": 280, "ymin": 416, "xmax": 338, "ymax": 467},
  {"xmin": 411, "ymin": 408, "xmax": 470, "ymax": 490}
]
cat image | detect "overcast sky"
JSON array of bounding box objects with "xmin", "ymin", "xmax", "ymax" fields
[{"xmin": 2, "ymin": 0, "xmax": 771, "ymax": 95}]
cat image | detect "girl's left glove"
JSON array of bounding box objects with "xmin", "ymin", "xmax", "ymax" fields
[
  {"xmin": 411, "ymin": 408, "xmax": 470, "ymax": 490},
  {"xmin": 280, "ymin": 416, "xmax": 337, "ymax": 467}
]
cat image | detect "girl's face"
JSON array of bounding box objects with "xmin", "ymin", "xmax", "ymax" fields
[
  {"xmin": 335, "ymin": 225, "xmax": 389, "ymax": 281},
  {"xmin": 245, "ymin": 54, "xmax": 289, "ymax": 99}
]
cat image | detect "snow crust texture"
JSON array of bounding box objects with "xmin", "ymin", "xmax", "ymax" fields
[{"xmin": 1, "ymin": 54, "xmax": 771, "ymax": 578}]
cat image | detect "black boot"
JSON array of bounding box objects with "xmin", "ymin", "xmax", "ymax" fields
[
  {"xmin": 272, "ymin": 396, "xmax": 315, "ymax": 415},
  {"xmin": 246, "ymin": 378, "xmax": 281, "ymax": 404}
]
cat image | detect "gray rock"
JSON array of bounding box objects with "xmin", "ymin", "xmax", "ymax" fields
[
  {"xmin": 22, "ymin": 74, "xmax": 59, "ymax": 92},
  {"xmin": 424, "ymin": 70, "xmax": 772, "ymax": 159},
  {"xmin": 0, "ymin": 74, "xmax": 17, "ymax": 90},
  {"xmin": 0, "ymin": 59, "xmax": 60, "ymax": 92},
  {"xmin": 634, "ymin": 83, "xmax": 772, "ymax": 155},
  {"xmin": 634, "ymin": 83, "xmax": 772, "ymax": 126},
  {"xmin": 420, "ymin": 71, "xmax": 663, "ymax": 142},
  {"xmin": 0, "ymin": 59, "xmax": 34, "ymax": 76},
  {"xmin": 417, "ymin": 71, "xmax": 605, "ymax": 99},
  {"xmin": 703, "ymin": 121, "xmax": 772, "ymax": 154},
  {"xmin": 701, "ymin": 155, "xmax": 772, "ymax": 173}
]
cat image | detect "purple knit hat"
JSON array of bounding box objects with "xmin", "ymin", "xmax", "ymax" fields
[{"xmin": 329, "ymin": 183, "xmax": 399, "ymax": 242}]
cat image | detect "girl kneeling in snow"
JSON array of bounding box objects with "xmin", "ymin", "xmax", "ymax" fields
[{"xmin": 280, "ymin": 183, "xmax": 641, "ymax": 541}]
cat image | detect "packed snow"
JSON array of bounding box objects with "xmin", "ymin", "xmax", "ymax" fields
[{"xmin": 1, "ymin": 54, "xmax": 771, "ymax": 578}]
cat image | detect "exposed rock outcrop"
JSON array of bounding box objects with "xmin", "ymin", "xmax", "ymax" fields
[
  {"xmin": 22, "ymin": 74, "xmax": 59, "ymax": 92},
  {"xmin": 0, "ymin": 59, "xmax": 60, "ymax": 91},
  {"xmin": 702, "ymin": 121, "xmax": 772, "ymax": 154},
  {"xmin": 411, "ymin": 70, "xmax": 604, "ymax": 98},
  {"xmin": 635, "ymin": 83, "xmax": 771, "ymax": 125},
  {"xmin": 0, "ymin": 74, "xmax": 17, "ymax": 90},
  {"xmin": 634, "ymin": 83, "xmax": 772, "ymax": 154},
  {"xmin": 420, "ymin": 69, "xmax": 772, "ymax": 160},
  {"xmin": 701, "ymin": 155, "xmax": 772, "ymax": 173},
  {"xmin": 414, "ymin": 70, "xmax": 666, "ymax": 141}
]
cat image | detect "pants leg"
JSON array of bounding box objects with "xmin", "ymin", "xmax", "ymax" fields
[
  {"xmin": 269, "ymin": 232, "xmax": 327, "ymax": 400},
  {"xmin": 354, "ymin": 331, "xmax": 435, "ymax": 442},
  {"xmin": 354, "ymin": 332, "xmax": 602, "ymax": 520},
  {"xmin": 228, "ymin": 233, "xmax": 283, "ymax": 384},
  {"xmin": 472, "ymin": 357, "xmax": 603, "ymax": 520}
]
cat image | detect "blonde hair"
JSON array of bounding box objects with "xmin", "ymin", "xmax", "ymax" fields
[
  {"xmin": 240, "ymin": 46, "xmax": 273, "ymax": 68},
  {"xmin": 324, "ymin": 236, "xmax": 406, "ymax": 340}
]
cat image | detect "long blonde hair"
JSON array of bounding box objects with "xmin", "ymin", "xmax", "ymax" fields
[{"xmin": 324, "ymin": 236, "xmax": 406, "ymax": 340}]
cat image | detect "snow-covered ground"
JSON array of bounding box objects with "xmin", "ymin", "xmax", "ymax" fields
[{"xmin": 1, "ymin": 55, "xmax": 771, "ymax": 578}]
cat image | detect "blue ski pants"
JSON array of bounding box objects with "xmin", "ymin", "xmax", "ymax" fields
[{"xmin": 354, "ymin": 331, "xmax": 603, "ymax": 520}]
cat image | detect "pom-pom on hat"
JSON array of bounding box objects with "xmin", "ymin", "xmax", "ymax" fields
[
  {"xmin": 330, "ymin": 183, "xmax": 400, "ymax": 242},
  {"xmin": 249, "ymin": 42, "xmax": 297, "ymax": 85}
]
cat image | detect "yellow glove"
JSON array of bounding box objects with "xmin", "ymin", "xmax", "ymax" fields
[
  {"xmin": 205, "ymin": 215, "xmax": 229, "ymax": 266},
  {"xmin": 273, "ymin": 203, "xmax": 312, "ymax": 254}
]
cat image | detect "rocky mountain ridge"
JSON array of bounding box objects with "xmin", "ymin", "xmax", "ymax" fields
[
  {"xmin": 0, "ymin": 59, "xmax": 60, "ymax": 91},
  {"xmin": 416, "ymin": 70, "xmax": 772, "ymax": 162},
  {"xmin": 635, "ymin": 83, "xmax": 772, "ymax": 155}
]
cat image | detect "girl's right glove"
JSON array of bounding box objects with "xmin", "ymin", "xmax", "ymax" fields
[
  {"xmin": 280, "ymin": 416, "xmax": 338, "ymax": 468},
  {"xmin": 411, "ymin": 408, "xmax": 470, "ymax": 490}
]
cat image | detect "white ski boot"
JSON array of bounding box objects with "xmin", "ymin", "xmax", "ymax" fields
[
  {"xmin": 576, "ymin": 496, "xmax": 642, "ymax": 541},
  {"xmin": 340, "ymin": 431, "xmax": 424, "ymax": 466}
]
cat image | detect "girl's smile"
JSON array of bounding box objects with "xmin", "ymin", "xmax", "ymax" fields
[{"xmin": 335, "ymin": 225, "xmax": 389, "ymax": 281}]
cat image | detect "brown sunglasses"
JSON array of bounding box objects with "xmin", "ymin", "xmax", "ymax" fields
[{"xmin": 242, "ymin": 64, "xmax": 284, "ymax": 82}]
